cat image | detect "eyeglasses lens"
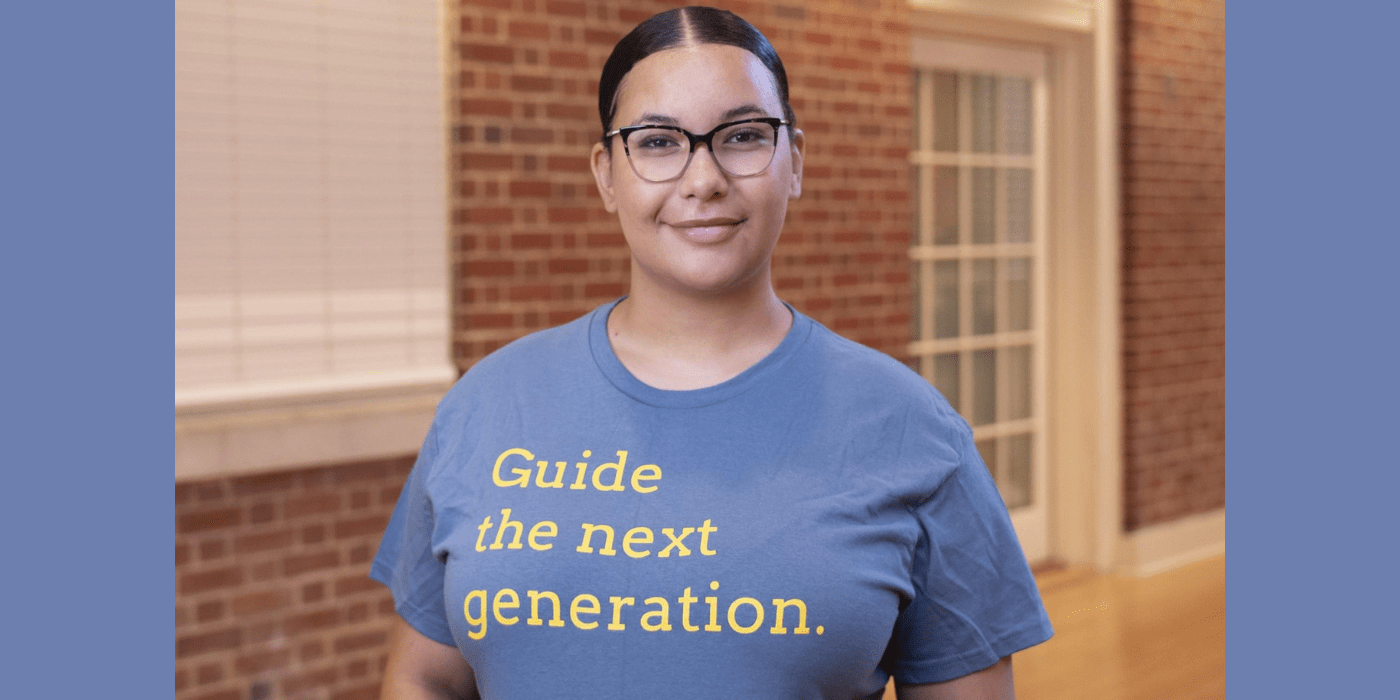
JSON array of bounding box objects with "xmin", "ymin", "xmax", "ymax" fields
[{"xmin": 625, "ymin": 122, "xmax": 779, "ymax": 182}]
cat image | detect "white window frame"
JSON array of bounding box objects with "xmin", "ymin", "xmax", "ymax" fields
[
  {"xmin": 908, "ymin": 0, "xmax": 1124, "ymax": 571},
  {"xmin": 910, "ymin": 39, "xmax": 1051, "ymax": 562},
  {"xmin": 174, "ymin": 0, "xmax": 456, "ymax": 480}
]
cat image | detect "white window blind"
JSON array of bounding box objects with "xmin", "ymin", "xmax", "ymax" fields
[{"xmin": 175, "ymin": 0, "xmax": 452, "ymax": 409}]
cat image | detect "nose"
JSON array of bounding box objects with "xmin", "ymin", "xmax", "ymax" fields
[{"xmin": 676, "ymin": 143, "xmax": 729, "ymax": 200}]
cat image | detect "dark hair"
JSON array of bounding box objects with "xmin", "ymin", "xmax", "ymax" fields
[{"xmin": 597, "ymin": 6, "xmax": 796, "ymax": 148}]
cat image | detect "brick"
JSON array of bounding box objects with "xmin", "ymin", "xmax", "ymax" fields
[
  {"xmin": 235, "ymin": 529, "xmax": 295, "ymax": 555},
  {"xmin": 460, "ymin": 43, "xmax": 513, "ymax": 63},
  {"xmin": 462, "ymin": 152, "xmax": 513, "ymax": 170},
  {"xmin": 230, "ymin": 470, "xmax": 299, "ymax": 496},
  {"xmin": 466, "ymin": 260, "xmax": 516, "ymax": 276},
  {"xmin": 284, "ymin": 551, "xmax": 341, "ymax": 577},
  {"xmin": 331, "ymin": 685, "xmax": 382, "ymax": 700},
  {"xmin": 178, "ymin": 507, "xmax": 240, "ymax": 533},
  {"xmin": 465, "ymin": 207, "xmax": 513, "ymax": 224},
  {"xmin": 284, "ymin": 491, "xmax": 340, "ymax": 519},
  {"xmin": 548, "ymin": 50, "xmax": 588, "ymax": 69},
  {"xmin": 545, "ymin": 0, "xmax": 586, "ymax": 17},
  {"xmin": 546, "ymin": 155, "xmax": 590, "ymax": 172},
  {"xmin": 509, "ymin": 180, "xmax": 551, "ymax": 198},
  {"xmin": 468, "ymin": 312, "xmax": 516, "ymax": 329},
  {"xmin": 282, "ymin": 667, "xmax": 339, "ymax": 695},
  {"xmin": 512, "ymin": 127, "xmax": 555, "ymax": 144},
  {"xmin": 508, "ymin": 20, "xmax": 550, "ymax": 39},
  {"xmin": 180, "ymin": 567, "xmax": 244, "ymax": 595},
  {"xmin": 462, "ymin": 98, "xmax": 512, "ymax": 116},
  {"xmin": 199, "ymin": 539, "xmax": 226, "ymax": 560},
  {"xmin": 334, "ymin": 515, "xmax": 389, "ymax": 540},
  {"xmin": 547, "ymin": 207, "xmax": 588, "ymax": 223},
  {"xmin": 335, "ymin": 574, "xmax": 381, "ymax": 597},
  {"xmin": 546, "ymin": 102, "xmax": 590, "ymax": 120},
  {"xmin": 232, "ymin": 590, "xmax": 288, "ymax": 615},
  {"xmin": 196, "ymin": 600, "xmax": 225, "ymax": 623},
  {"xmin": 196, "ymin": 663, "xmax": 224, "ymax": 685},
  {"xmin": 548, "ymin": 258, "xmax": 588, "ymax": 274},
  {"xmin": 334, "ymin": 630, "xmax": 388, "ymax": 654},
  {"xmin": 584, "ymin": 28, "xmax": 621, "ymax": 45},
  {"xmin": 195, "ymin": 482, "xmax": 227, "ymax": 501},
  {"xmin": 235, "ymin": 649, "xmax": 292, "ymax": 675},
  {"xmin": 286, "ymin": 609, "xmax": 342, "ymax": 635},
  {"xmin": 510, "ymin": 75, "xmax": 553, "ymax": 92},
  {"xmin": 176, "ymin": 483, "xmax": 196, "ymax": 505},
  {"xmin": 187, "ymin": 690, "xmax": 240, "ymax": 700},
  {"xmin": 248, "ymin": 501, "xmax": 275, "ymax": 524},
  {"xmin": 511, "ymin": 233, "xmax": 553, "ymax": 249},
  {"xmin": 176, "ymin": 627, "xmax": 242, "ymax": 657}
]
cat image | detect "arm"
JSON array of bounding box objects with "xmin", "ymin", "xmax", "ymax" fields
[
  {"xmin": 895, "ymin": 656, "xmax": 1014, "ymax": 700},
  {"xmin": 380, "ymin": 615, "xmax": 480, "ymax": 700}
]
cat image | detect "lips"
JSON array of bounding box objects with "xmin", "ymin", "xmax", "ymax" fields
[{"xmin": 667, "ymin": 217, "xmax": 746, "ymax": 244}]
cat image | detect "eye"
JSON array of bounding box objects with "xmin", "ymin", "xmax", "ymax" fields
[
  {"xmin": 726, "ymin": 129, "xmax": 762, "ymax": 143},
  {"xmin": 720, "ymin": 126, "xmax": 772, "ymax": 149},
  {"xmin": 631, "ymin": 130, "xmax": 683, "ymax": 151}
]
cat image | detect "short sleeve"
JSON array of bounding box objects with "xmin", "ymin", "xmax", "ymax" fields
[
  {"xmin": 369, "ymin": 424, "xmax": 456, "ymax": 646},
  {"xmin": 882, "ymin": 425, "xmax": 1054, "ymax": 684}
]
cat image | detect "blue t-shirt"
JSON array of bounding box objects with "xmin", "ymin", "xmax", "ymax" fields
[{"xmin": 371, "ymin": 300, "xmax": 1053, "ymax": 699}]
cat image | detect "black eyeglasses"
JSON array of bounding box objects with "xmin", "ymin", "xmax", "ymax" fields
[{"xmin": 603, "ymin": 117, "xmax": 791, "ymax": 183}]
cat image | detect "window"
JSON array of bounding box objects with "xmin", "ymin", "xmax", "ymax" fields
[
  {"xmin": 909, "ymin": 38, "xmax": 1049, "ymax": 557},
  {"xmin": 175, "ymin": 0, "xmax": 453, "ymax": 478}
]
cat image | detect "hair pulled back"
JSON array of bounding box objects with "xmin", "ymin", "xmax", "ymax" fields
[{"xmin": 597, "ymin": 6, "xmax": 795, "ymax": 147}]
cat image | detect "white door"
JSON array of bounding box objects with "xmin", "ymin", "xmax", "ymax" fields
[{"xmin": 908, "ymin": 38, "xmax": 1050, "ymax": 562}]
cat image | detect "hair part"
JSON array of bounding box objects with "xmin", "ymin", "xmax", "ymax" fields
[{"xmin": 597, "ymin": 6, "xmax": 795, "ymax": 150}]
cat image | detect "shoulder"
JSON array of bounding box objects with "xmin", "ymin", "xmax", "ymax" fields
[
  {"xmin": 798, "ymin": 315, "xmax": 953, "ymax": 412},
  {"xmin": 433, "ymin": 307, "xmax": 598, "ymax": 420}
]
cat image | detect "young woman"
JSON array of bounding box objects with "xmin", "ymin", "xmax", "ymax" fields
[{"xmin": 373, "ymin": 7, "xmax": 1052, "ymax": 699}]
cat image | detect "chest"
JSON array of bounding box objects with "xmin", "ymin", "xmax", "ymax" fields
[{"xmin": 427, "ymin": 420, "xmax": 928, "ymax": 698}]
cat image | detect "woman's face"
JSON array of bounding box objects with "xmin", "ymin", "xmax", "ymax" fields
[{"xmin": 590, "ymin": 43, "xmax": 804, "ymax": 299}]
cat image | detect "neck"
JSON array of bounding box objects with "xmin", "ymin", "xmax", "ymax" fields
[{"xmin": 606, "ymin": 269, "xmax": 792, "ymax": 390}]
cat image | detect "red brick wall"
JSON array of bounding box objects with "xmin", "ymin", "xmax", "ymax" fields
[
  {"xmin": 175, "ymin": 457, "xmax": 411, "ymax": 700},
  {"xmin": 1119, "ymin": 0, "xmax": 1226, "ymax": 530},
  {"xmin": 173, "ymin": 3, "xmax": 1229, "ymax": 698},
  {"xmin": 176, "ymin": 3, "xmax": 913, "ymax": 699},
  {"xmin": 450, "ymin": 0, "xmax": 914, "ymax": 370}
]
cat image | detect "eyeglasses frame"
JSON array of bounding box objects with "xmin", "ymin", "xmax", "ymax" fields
[{"xmin": 602, "ymin": 117, "xmax": 793, "ymax": 183}]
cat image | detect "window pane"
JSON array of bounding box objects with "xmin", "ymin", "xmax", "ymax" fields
[
  {"xmin": 935, "ymin": 165, "xmax": 959, "ymax": 245},
  {"xmin": 1006, "ymin": 433, "xmax": 1032, "ymax": 508},
  {"xmin": 934, "ymin": 71, "xmax": 958, "ymax": 152},
  {"xmin": 973, "ymin": 348, "xmax": 996, "ymax": 425},
  {"xmin": 1006, "ymin": 344, "xmax": 1031, "ymax": 420},
  {"xmin": 971, "ymin": 167, "xmax": 995, "ymax": 244},
  {"xmin": 1007, "ymin": 168, "xmax": 1032, "ymax": 243},
  {"xmin": 972, "ymin": 258, "xmax": 995, "ymax": 335},
  {"xmin": 975, "ymin": 437, "xmax": 997, "ymax": 478},
  {"xmin": 912, "ymin": 166, "xmax": 925, "ymax": 245},
  {"xmin": 934, "ymin": 352, "xmax": 960, "ymax": 411},
  {"xmin": 971, "ymin": 74, "xmax": 996, "ymax": 153},
  {"xmin": 1006, "ymin": 257, "xmax": 1031, "ymax": 332},
  {"xmin": 934, "ymin": 260, "xmax": 960, "ymax": 339},
  {"xmin": 999, "ymin": 76, "xmax": 1032, "ymax": 155},
  {"xmin": 910, "ymin": 260, "xmax": 923, "ymax": 340}
]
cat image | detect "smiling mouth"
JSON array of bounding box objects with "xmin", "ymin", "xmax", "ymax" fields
[
  {"xmin": 667, "ymin": 218, "xmax": 745, "ymax": 244},
  {"xmin": 671, "ymin": 217, "xmax": 744, "ymax": 227}
]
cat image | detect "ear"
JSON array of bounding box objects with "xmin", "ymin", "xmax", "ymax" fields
[
  {"xmin": 590, "ymin": 141, "xmax": 618, "ymax": 213},
  {"xmin": 787, "ymin": 128, "xmax": 805, "ymax": 200}
]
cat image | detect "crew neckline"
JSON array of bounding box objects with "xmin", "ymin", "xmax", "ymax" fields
[{"xmin": 588, "ymin": 297, "xmax": 812, "ymax": 409}]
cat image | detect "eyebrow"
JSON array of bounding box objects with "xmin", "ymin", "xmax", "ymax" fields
[{"xmin": 631, "ymin": 104, "xmax": 769, "ymax": 128}]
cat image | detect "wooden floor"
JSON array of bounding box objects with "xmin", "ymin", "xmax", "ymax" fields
[{"xmin": 883, "ymin": 554, "xmax": 1225, "ymax": 699}]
